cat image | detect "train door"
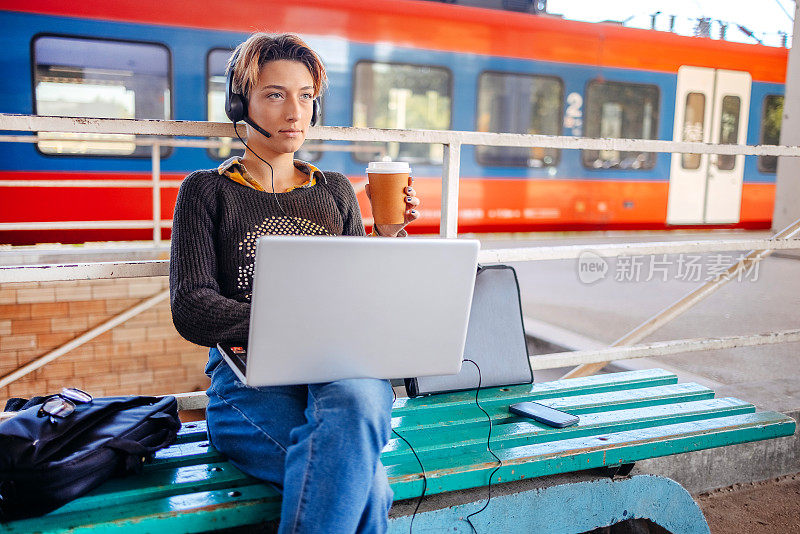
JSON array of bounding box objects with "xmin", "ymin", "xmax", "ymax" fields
[{"xmin": 666, "ymin": 66, "xmax": 751, "ymax": 224}]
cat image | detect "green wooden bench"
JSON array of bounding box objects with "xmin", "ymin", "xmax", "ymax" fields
[{"xmin": 1, "ymin": 369, "xmax": 795, "ymax": 533}]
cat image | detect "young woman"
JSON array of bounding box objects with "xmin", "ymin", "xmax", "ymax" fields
[{"xmin": 169, "ymin": 33, "xmax": 420, "ymax": 533}]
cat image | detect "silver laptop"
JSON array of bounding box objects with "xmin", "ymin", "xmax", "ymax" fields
[{"xmin": 217, "ymin": 235, "xmax": 480, "ymax": 386}]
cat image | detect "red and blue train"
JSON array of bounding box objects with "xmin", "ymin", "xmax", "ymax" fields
[{"xmin": 0, "ymin": 0, "xmax": 788, "ymax": 244}]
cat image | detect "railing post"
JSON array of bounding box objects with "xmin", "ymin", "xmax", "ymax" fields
[
  {"xmin": 772, "ymin": 1, "xmax": 800, "ymax": 245},
  {"xmin": 440, "ymin": 140, "xmax": 461, "ymax": 238},
  {"xmin": 151, "ymin": 142, "xmax": 161, "ymax": 245}
]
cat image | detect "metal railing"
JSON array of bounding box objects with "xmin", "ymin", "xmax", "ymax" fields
[
  {"xmin": 1, "ymin": 113, "xmax": 799, "ymax": 409},
  {"xmin": 0, "ymin": 131, "xmax": 385, "ymax": 244},
  {"xmin": 3, "ymin": 113, "xmax": 800, "ymax": 241}
]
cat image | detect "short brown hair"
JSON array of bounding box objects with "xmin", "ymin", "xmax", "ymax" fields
[{"xmin": 228, "ymin": 33, "xmax": 327, "ymax": 100}]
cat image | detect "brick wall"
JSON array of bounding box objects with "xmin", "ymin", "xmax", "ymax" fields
[{"xmin": 0, "ymin": 278, "xmax": 209, "ymax": 406}]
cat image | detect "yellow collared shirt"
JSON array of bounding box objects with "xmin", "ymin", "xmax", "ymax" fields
[{"xmin": 217, "ymin": 156, "xmax": 324, "ymax": 192}]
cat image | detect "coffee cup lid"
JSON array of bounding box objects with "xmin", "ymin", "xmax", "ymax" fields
[{"xmin": 366, "ymin": 161, "xmax": 410, "ymax": 174}]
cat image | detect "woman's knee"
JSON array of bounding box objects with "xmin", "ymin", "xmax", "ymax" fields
[
  {"xmin": 205, "ymin": 376, "xmax": 307, "ymax": 484},
  {"xmin": 314, "ymin": 378, "xmax": 392, "ymax": 411},
  {"xmin": 205, "ymin": 393, "xmax": 288, "ymax": 484},
  {"xmin": 310, "ymin": 379, "xmax": 393, "ymax": 438}
]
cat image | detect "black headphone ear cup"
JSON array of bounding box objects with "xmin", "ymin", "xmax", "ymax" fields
[
  {"xmin": 225, "ymin": 49, "xmax": 246, "ymax": 123},
  {"xmin": 311, "ymin": 99, "xmax": 320, "ymax": 126},
  {"xmin": 226, "ymin": 93, "xmax": 246, "ymax": 123}
]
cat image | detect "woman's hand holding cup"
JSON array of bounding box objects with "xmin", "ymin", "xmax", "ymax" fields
[{"xmin": 365, "ymin": 161, "xmax": 420, "ymax": 237}]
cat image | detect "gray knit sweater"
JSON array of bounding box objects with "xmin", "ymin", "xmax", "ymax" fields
[{"xmin": 169, "ymin": 168, "xmax": 366, "ymax": 347}]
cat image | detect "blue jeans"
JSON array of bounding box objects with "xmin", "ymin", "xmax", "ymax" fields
[{"xmin": 205, "ymin": 348, "xmax": 394, "ymax": 534}]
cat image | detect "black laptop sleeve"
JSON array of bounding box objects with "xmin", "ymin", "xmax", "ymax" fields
[{"xmin": 405, "ymin": 264, "xmax": 533, "ymax": 397}]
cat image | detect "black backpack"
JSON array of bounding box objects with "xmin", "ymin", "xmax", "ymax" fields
[{"xmin": 0, "ymin": 394, "xmax": 180, "ymax": 521}]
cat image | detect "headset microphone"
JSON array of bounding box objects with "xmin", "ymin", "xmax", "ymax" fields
[{"xmin": 242, "ymin": 117, "xmax": 271, "ymax": 139}]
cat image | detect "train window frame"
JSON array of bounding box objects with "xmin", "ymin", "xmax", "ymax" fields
[
  {"xmin": 473, "ymin": 69, "xmax": 564, "ymax": 168},
  {"xmin": 205, "ymin": 47, "xmax": 324, "ymax": 162},
  {"xmin": 350, "ymin": 59, "xmax": 454, "ymax": 165},
  {"xmin": 716, "ymin": 95, "xmax": 741, "ymax": 171},
  {"xmin": 581, "ymin": 79, "xmax": 660, "ymax": 171},
  {"xmin": 757, "ymin": 94, "xmax": 783, "ymax": 174},
  {"xmin": 680, "ymin": 92, "xmax": 706, "ymax": 170},
  {"xmin": 30, "ymin": 33, "xmax": 174, "ymax": 159}
]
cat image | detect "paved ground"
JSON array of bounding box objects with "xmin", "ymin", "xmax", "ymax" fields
[
  {"xmin": 474, "ymin": 229, "xmax": 800, "ymax": 414},
  {"xmin": 697, "ymin": 473, "xmax": 800, "ymax": 534}
]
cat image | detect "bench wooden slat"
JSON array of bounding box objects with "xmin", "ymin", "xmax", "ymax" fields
[
  {"xmin": 385, "ymin": 411, "xmax": 796, "ymax": 500},
  {"xmin": 174, "ymin": 420, "xmax": 208, "ymax": 444},
  {"xmin": 392, "ymin": 382, "xmax": 715, "ymax": 428},
  {"xmin": 390, "ymin": 367, "xmax": 678, "ymax": 414},
  {"xmin": 150, "ymin": 440, "xmax": 223, "ymax": 467},
  {"xmin": 383, "ymin": 397, "xmax": 755, "ymax": 461},
  {"xmin": 53, "ymin": 461, "xmax": 259, "ymax": 513},
  {"xmin": 2, "ymin": 482, "xmax": 281, "ymax": 534}
]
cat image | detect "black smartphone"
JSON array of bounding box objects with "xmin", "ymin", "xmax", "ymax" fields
[{"xmin": 509, "ymin": 401, "xmax": 579, "ymax": 428}]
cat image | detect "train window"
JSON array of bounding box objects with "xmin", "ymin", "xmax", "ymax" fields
[
  {"xmin": 582, "ymin": 81, "xmax": 659, "ymax": 170},
  {"xmin": 717, "ymin": 95, "xmax": 741, "ymax": 171},
  {"xmin": 475, "ymin": 72, "xmax": 562, "ymax": 167},
  {"xmin": 353, "ymin": 61, "xmax": 452, "ymax": 164},
  {"xmin": 206, "ymin": 48, "xmax": 322, "ymax": 161},
  {"xmin": 681, "ymin": 93, "xmax": 705, "ymax": 170},
  {"xmin": 33, "ymin": 35, "xmax": 171, "ymax": 157},
  {"xmin": 758, "ymin": 95, "xmax": 783, "ymax": 173}
]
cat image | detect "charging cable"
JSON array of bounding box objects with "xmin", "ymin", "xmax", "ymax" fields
[
  {"xmin": 461, "ymin": 358, "xmax": 503, "ymax": 534},
  {"xmin": 391, "ymin": 358, "xmax": 502, "ymax": 534}
]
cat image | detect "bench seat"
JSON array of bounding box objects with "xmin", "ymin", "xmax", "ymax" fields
[{"xmin": 2, "ymin": 368, "xmax": 795, "ymax": 533}]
